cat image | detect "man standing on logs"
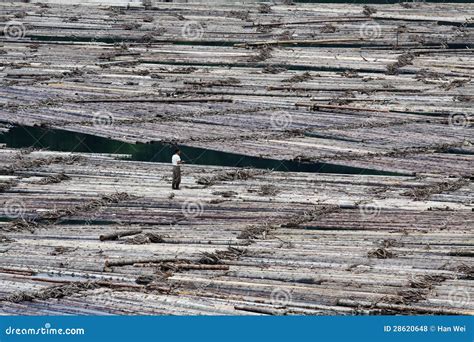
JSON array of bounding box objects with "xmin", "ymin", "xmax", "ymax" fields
[{"xmin": 172, "ymin": 149, "xmax": 183, "ymax": 190}]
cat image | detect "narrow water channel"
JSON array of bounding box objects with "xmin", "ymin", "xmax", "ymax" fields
[{"xmin": 0, "ymin": 124, "xmax": 405, "ymax": 176}]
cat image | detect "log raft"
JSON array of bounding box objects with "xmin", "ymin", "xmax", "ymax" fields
[
  {"xmin": 0, "ymin": 1, "xmax": 472, "ymax": 316},
  {"xmin": 0, "ymin": 148, "xmax": 472, "ymax": 315},
  {"xmin": 0, "ymin": 1, "xmax": 472, "ymax": 176}
]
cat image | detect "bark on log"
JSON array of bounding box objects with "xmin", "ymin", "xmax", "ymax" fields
[{"xmin": 100, "ymin": 229, "xmax": 143, "ymax": 241}]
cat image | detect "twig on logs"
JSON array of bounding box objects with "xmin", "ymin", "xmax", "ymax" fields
[
  {"xmin": 100, "ymin": 229, "xmax": 143, "ymax": 241},
  {"xmin": 368, "ymin": 248, "xmax": 394, "ymax": 259},
  {"xmin": 402, "ymin": 178, "xmax": 470, "ymax": 201},
  {"xmin": 105, "ymin": 258, "xmax": 188, "ymax": 268},
  {"xmin": 1, "ymin": 281, "xmax": 100, "ymax": 303},
  {"xmin": 199, "ymin": 247, "xmax": 247, "ymax": 265},
  {"xmin": 123, "ymin": 233, "xmax": 165, "ymax": 244}
]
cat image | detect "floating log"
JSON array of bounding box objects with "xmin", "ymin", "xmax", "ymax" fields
[
  {"xmin": 99, "ymin": 229, "xmax": 143, "ymax": 241},
  {"xmin": 105, "ymin": 258, "xmax": 186, "ymax": 268},
  {"xmin": 75, "ymin": 98, "xmax": 233, "ymax": 104},
  {"xmin": 234, "ymin": 38, "xmax": 362, "ymax": 48}
]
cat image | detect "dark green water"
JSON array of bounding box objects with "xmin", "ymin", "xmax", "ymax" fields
[{"xmin": 0, "ymin": 124, "xmax": 405, "ymax": 176}]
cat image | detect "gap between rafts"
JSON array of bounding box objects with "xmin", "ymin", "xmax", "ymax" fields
[{"xmin": 0, "ymin": 124, "xmax": 407, "ymax": 176}]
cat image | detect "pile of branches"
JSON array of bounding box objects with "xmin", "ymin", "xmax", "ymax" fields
[
  {"xmin": 4, "ymin": 193, "xmax": 134, "ymax": 233},
  {"xmin": 0, "ymin": 180, "xmax": 17, "ymax": 192},
  {"xmin": 4, "ymin": 219, "xmax": 39, "ymax": 233},
  {"xmin": 249, "ymin": 45, "xmax": 273, "ymax": 62},
  {"xmin": 199, "ymin": 247, "xmax": 247, "ymax": 265},
  {"xmin": 123, "ymin": 232, "xmax": 164, "ymax": 245},
  {"xmin": 402, "ymin": 177, "xmax": 469, "ymax": 200},
  {"xmin": 282, "ymin": 72, "xmax": 313, "ymax": 83},
  {"xmin": 1, "ymin": 155, "xmax": 83, "ymax": 175},
  {"xmin": 367, "ymin": 248, "xmax": 394, "ymax": 259},
  {"xmin": 258, "ymin": 184, "xmax": 279, "ymax": 196},
  {"xmin": 33, "ymin": 172, "xmax": 70, "ymax": 185},
  {"xmin": 396, "ymin": 289, "xmax": 427, "ymax": 304},
  {"xmin": 386, "ymin": 52, "xmax": 416, "ymax": 75},
  {"xmin": 1, "ymin": 282, "xmax": 100, "ymax": 303},
  {"xmin": 282, "ymin": 205, "xmax": 341, "ymax": 228},
  {"xmin": 409, "ymin": 274, "xmax": 447, "ymax": 290},
  {"xmin": 238, "ymin": 222, "xmax": 275, "ymax": 240},
  {"xmin": 441, "ymin": 262, "xmax": 473, "ymax": 280},
  {"xmin": 42, "ymin": 192, "xmax": 133, "ymax": 221},
  {"xmin": 197, "ymin": 169, "xmax": 267, "ymax": 186},
  {"xmin": 0, "ymin": 234, "xmax": 15, "ymax": 244}
]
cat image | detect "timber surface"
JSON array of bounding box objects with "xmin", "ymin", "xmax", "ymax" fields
[
  {"xmin": 0, "ymin": 2, "xmax": 473, "ymax": 175},
  {"xmin": 0, "ymin": 147, "xmax": 472, "ymax": 315},
  {"xmin": 0, "ymin": 1, "xmax": 473, "ymax": 316}
]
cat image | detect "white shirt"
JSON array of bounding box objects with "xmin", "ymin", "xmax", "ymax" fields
[{"xmin": 172, "ymin": 154, "xmax": 181, "ymax": 166}]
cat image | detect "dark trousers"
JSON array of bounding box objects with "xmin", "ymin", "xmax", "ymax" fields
[{"xmin": 172, "ymin": 166, "xmax": 181, "ymax": 189}]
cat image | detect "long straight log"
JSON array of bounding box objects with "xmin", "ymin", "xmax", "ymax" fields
[
  {"xmin": 105, "ymin": 258, "xmax": 188, "ymax": 267},
  {"xmin": 100, "ymin": 229, "xmax": 143, "ymax": 241},
  {"xmin": 234, "ymin": 39, "xmax": 362, "ymax": 47},
  {"xmin": 176, "ymin": 264, "xmax": 230, "ymax": 271},
  {"xmin": 75, "ymin": 98, "xmax": 233, "ymax": 104},
  {"xmin": 243, "ymin": 17, "xmax": 369, "ymax": 28},
  {"xmin": 295, "ymin": 102, "xmax": 391, "ymax": 113},
  {"xmin": 234, "ymin": 305, "xmax": 283, "ymax": 315}
]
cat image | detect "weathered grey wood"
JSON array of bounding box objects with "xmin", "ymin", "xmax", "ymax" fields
[
  {"xmin": 0, "ymin": 148, "xmax": 472, "ymax": 315},
  {"xmin": 0, "ymin": 2, "xmax": 472, "ymax": 175}
]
